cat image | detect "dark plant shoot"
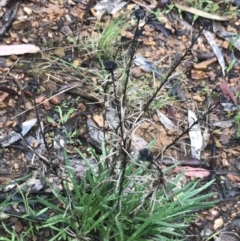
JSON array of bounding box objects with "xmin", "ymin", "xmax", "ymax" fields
[
  {"xmin": 104, "ymin": 61, "xmax": 117, "ymax": 73},
  {"xmin": 134, "ymin": 7, "xmax": 145, "ymax": 20},
  {"xmin": 27, "ymin": 79, "xmax": 39, "ymax": 94},
  {"xmin": 13, "ymin": 124, "xmax": 22, "ymax": 134},
  {"xmin": 138, "ymin": 148, "xmax": 154, "ymax": 163}
]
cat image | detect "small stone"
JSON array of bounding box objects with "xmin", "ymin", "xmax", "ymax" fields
[
  {"xmin": 60, "ymin": 26, "xmax": 72, "ymax": 35},
  {"xmin": 222, "ymin": 41, "xmax": 229, "ymax": 49},
  {"xmin": 145, "ymin": 51, "xmax": 151, "ymax": 57},
  {"xmin": 6, "ymin": 120, "xmax": 14, "ymax": 127},
  {"xmin": 33, "ymin": 140, "xmax": 39, "ymax": 148},
  {"xmin": 12, "ymin": 20, "xmax": 31, "ymax": 30},
  {"xmin": 50, "ymin": 96, "xmax": 61, "ymax": 105},
  {"xmin": 43, "ymin": 100, "xmax": 52, "ymax": 110},
  {"xmin": 213, "ymin": 218, "xmax": 224, "ymax": 230},
  {"xmin": 222, "ymin": 159, "xmax": 229, "ymax": 167},
  {"xmin": 194, "ymin": 57, "xmax": 217, "ymax": 70},
  {"xmin": 0, "ymin": 101, "xmax": 6, "ymax": 109},
  {"xmin": 23, "ymin": 7, "xmax": 32, "ymax": 15},
  {"xmin": 0, "ymin": 92, "xmax": 9, "ymax": 101},
  {"xmin": 65, "ymin": 14, "xmax": 72, "ymax": 23},
  {"xmin": 78, "ymin": 103, "xmax": 86, "ymax": 111},
  {"xmin": 193, "ymin": 95, "xmax": 204, "ymax": 102},
  {"xmin": 143, "ymin": 40, "xmax": 156, "ymax": 46},
  {"xmin": 21, "ymin": 38, "xmax": 28, "ymax": 43},
  {"xmin": 13, "ymin": 163, "xmax": 19, "ymax": 170},
  {"xmin": 221, "ymin": 152, "xmax": 227, "ymax": 159},
  {"xmin": 35, "ymin": 95, "xmax": 45, "ymax": 104},
  {"xmin": 211, "ymin": 210, "xmax": 219, "ymax": 216},
  {"xmin": 93, "ymin": 114, "xmax": 104, "ymax": 127},
  {"xmin": 191, "ymin": 70, "xmax": 206, "ymax": 80},
  {"xmin": 194, "ymin": 62, "xmax": 207, "ymax": 70},
  {"xmin": 7, "ymin": 99, "xmax": 14, "ymax": 108}
]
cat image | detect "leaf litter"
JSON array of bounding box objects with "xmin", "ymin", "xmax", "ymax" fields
[{"xmin": 0, "ymin": 0, "xmax": 240, "ymax": 240}]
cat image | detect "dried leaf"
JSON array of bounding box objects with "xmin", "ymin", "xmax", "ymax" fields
[
  {"xmin": 0, "ymin": 44, "xmax": 40, "ymax": 56},
  {"xmin": 213, "ymin": 218, "xmax": 224, "ymax": 230},
  {"xmin": 174, "ymin": 166, "xmax": 210, "ymax": 178},
  {"xmin": 0, "ymin": 0, "xmax": 9, "ymax": 7},
  {"xmin": 19, "ymin": 177, "xmax": 44, "ymax": 192},
  {"xmin": 161, "ymin": 157, "xmax": 204, "ymax": 167},
  {"xmin": 203, "ymin": 30, "xmax": 225, "ymax": 76},
  {"xmin": 202, "ymin": 127, "xmax": 210, "ymax": 149},
  {"xmin": 170, "ymin": 82, "xmax": 186, "ymax": 101},
  {"xmin": 50, "ymin": 96, "xmax": 61, "ymax": 105},
  {"xmin": 147, "ymin": 15, "xmax": 171, "ymax": 37},
  {"xmin": 0, "ymin": 101, "xmax": 6, "ymax": 108},
  {"xmin": 131, "ymin": 133, "xmax": 148, "ymax": 151},
  {"xmin": 94, "ymin": 0, "xmax": 127, "ymax": 19},
  {"xmin": 219, "ymin": 231, "xmax": 240, "ymax": 241},
  {"xmin": 35, "ymin": 95, "xmax": 45, "ymax": 104},
  {"xmin": 0, "ymin": 118, "xmax": 37, "ymax": 147},
  {"xmin": 213, "ymin": 21, "xmax": 240, "ymax": 52},
  {"xmin": 220, "ymin": 81, "xmax": 237, "ymax": 105},
  {"xmin": 93, "ymin": 114, "xmax": 104, "ymax": 127},
  {"xmin": 227, "ymin": 173, "xmax": 240, "ymax": 182},
  {"xmin": 156, "ymin": 110, "xmax": 177, "ymax": 131},
  {"xmin": 0, "ymin": 211, "xmax": 9, "ymax": 220},
  {"xmin": 106, "ymin": 107, "xmax": 119, "ymax": 130},
  {"xmin": 133, "ymin": 55, "xmax": 162, "ymax": 77},
  {"xmin": 0, "ymin": 86, "xmax": 20, "ymax": 96},
  {"xmin": 188, "ymin": 110, "xmax": 203, "ymax": 159},
  {"xmin": 193, "ymin": 57, "xmax": 217, "ymax": 70},
  {"xmin": 0, "ymin": 92, "xmax": 9, "ymax": 101},
  {"xmin": 231, "ymin": 0, "xmax": 240, "ymax": 6},
  {"xmin": 167, "ymin": 105, "xmax": 178, "ymax": 125},
  {"xmin": 174, "ymin": 3, "xmax": 228, "ymax": 21},
  {"xmin": 212, "ymin": 119, "xmax": 234, "ymax": 128},
  {"xmin": 12, "ymin": 20, "xmax": 31, "ymax": 30},
  {"xmin": 87, "ymin": 119, "xmax": 104, "ymax": 145},
  {"xmin": 67, "ymin": 158, "xmax": 99, "ymax": 179}
]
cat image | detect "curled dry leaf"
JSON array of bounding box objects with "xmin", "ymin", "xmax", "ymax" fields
[
  {"xmin": 174, "ymin": 166, "xmax": 210, "ymax": 178},
  {"xmin": 220, "ymin": 81, "xmax": 237, "ymax": 106},
  {"xmin": 0, "ymin": 44, "xmax": 40, "ymax": 56},
  {"xmin": 156, "ymin": 110, "xmax": 177, "ymax": 131}
]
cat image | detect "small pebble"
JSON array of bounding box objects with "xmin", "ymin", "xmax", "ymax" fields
[
  {"xmin": 23, "ymin": 7, "xmax": 32, "ymax": 15},
  {"xmin": 14, "ymin": 163, "xmax": 19, "ymax": 170},
  {"xmin": 213, "ymin": 218, "xmax": 224, "ymax": 230}
]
